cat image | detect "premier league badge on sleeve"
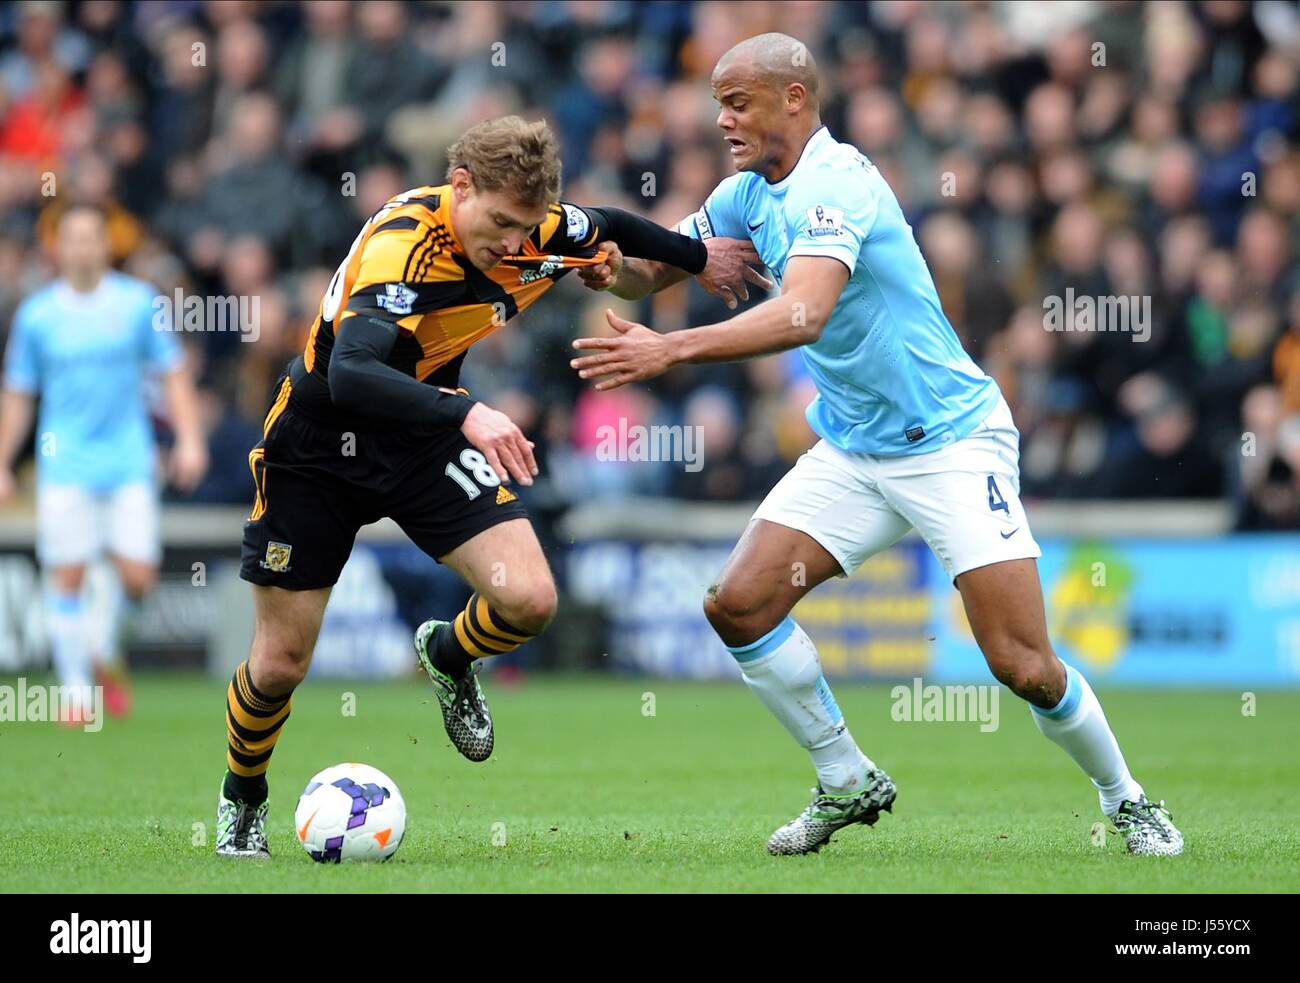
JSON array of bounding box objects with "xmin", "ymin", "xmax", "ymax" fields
[
  {"xmin": 805, "ymin": 205, "xmax": 845, "ymax": 238},
  {"xmin": 377, "ymin": 282, "xmax": 418, "ymax": 316},
  {"xmin": 562, "ymin": 202, "xmax": 591, "ymax": 242}
]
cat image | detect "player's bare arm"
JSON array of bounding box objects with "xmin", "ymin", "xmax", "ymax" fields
[
  {"xmin": 0, "ymin": 387, "xmax": 35, "ymax": 504},
  {"xmin": 577, "ymin": 234, "xmax": 774, "ymax": 307},
  {"xmin": 570, "ymin": 254, "xmax": 847, "ymax": 391},
  {"xmin": 162, "ymin": 366, "xmax": 209, "ymax": 493},
  {"xmin": 566, "ymin": 204, "xmax": 770, "ymax": 307}
]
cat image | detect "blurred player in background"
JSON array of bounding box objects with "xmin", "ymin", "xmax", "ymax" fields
[
  {"xmin": 574, "ymin": 34, "xmax": 1183, "ymax": 857},
  {"xmin": 218, "ymin": 115, "xmax": 763, "ymax": 857},
  {"xmin": 0, "ymin": 204, "xmax": 208, "ymax": 724}
]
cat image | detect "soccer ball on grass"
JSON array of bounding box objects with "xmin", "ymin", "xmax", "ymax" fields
[{"xmin": 294, "ymin": 763, "xmax": 406, "ymax": 862}]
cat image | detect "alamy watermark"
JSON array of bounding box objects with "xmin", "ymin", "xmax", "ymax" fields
[
  {"xmin": 890, "ymin": 678, "xmax": 1000, "ymax": 732},
  {"xmin": 1043, "ymin": 288, "xmax": 1151, "ymax": 343},
  {"xmin": 0, "ymin": 678, "xmax": 103, "ymax": 732},
  {"xmin": 50, "ymin": 913, "xmax": 150, "ymax": 962},
  {"xmin": 152, "ymin": 289, "xmax": 261, "ymax": 343},
  {"xmin": 594, "ymin": 419, "xmax": 704, "ymax": 472}
]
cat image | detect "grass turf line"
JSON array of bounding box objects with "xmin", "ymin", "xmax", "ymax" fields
[{"xmin": 2, "ymin": 674, "xmax": 1296, "ymax": 892}]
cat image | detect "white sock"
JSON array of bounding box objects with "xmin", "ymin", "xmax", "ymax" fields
[
  {"xmin": 727, "ymin": 616, "xmax": 873, "ymax": 793},
  {"xmin": 90, "ymin": 573, "xmax": 140, "ymax": 668},
  {"xmin": 45, "ymin": 586, "xmax": 92, "ymax": 702},
  {"xmin": 88, "ymin": 567, "xmax": 123, "ymax": 667},
  {"xmin": 1031, "ymin": 662, "xmax": 1143, "ymax": 816}
]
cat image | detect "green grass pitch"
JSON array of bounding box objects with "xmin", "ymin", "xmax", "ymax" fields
[{"xmin": 3, "ymin": 673, "xmax": 1297, "ymax": 892}]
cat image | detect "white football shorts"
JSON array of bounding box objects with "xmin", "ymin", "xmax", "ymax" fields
[
  {"xmin": 753, "ymin": 397, "xmax": 1041, "ymax": 583},
  {"xmin": 36, "ymin": 481, "xmax": 162, "ymax": 568}
]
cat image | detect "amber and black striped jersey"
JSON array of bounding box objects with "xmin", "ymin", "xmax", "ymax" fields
[{"xmin": 287, "ymin": 184, "xmax": 620, "ymax": 430}]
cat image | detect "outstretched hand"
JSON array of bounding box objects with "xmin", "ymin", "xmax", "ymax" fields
[{"xmin": 570, "ymin": 309, "xmax": 677, "ymax": 392}]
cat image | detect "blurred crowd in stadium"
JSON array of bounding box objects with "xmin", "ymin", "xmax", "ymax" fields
[{"xmin": 0, "ymin": 0, "xmax": 1297, "ymax": 529}]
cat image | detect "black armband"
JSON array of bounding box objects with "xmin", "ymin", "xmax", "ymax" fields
[
  {"xmin": 328, "ymin": 315, "xmax": 476, "ymax": 428},
  {"xmin": 583, "ymin": 206, "xmax": 708, "ymax": 275}
]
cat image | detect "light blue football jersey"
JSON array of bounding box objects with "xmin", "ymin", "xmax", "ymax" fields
[
  {"xmin": 678, "ymin": 125, "xmax": 999, "ymax": 456},
  {"xmin": 4, "ymin": 271, "xmax": 180, "ymax": 488}
]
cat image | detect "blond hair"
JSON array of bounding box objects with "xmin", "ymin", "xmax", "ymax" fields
[{"xmin": 446, "ymin": 116, "xmax": 562, "ymax": 207}]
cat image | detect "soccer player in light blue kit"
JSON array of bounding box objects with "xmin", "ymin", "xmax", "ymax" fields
[
  {"xmin": 0, "ymin": 205, "xmax": 208, "ymax": 723},
  {"xmin": 571, "ymin": 34, "xmax": 1182, "ymax": 856}
]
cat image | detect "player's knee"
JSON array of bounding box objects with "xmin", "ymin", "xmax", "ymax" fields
[
  {"xmin": 988, "ymin": 643, "xmax": 1063, "ymax": 705},
  {"xmin": 703, "ymin": 581, "xmax": 771, "ymax": 644},
  {"xmin": 51, "ymin": 565, "xmax": 86, "ymax": 593},
  {"xmin": 249, "ymin": 623, "xmax": 315, "ymax": 693},
  {"xmin": 119, "ymin": 566, "xmax": 157, "ymax": 599},
  {"xmin": 496, "ymin": 582, "xmax": 557, "ymax": 636},
  {"xmin": 249, "ymin": 644, "xmax": 309, "ymax": 694}
]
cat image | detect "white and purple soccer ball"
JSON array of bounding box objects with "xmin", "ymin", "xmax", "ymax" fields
[{"xmin": 295, "ymin": 763, "xmax": 406, "ymax": 862}]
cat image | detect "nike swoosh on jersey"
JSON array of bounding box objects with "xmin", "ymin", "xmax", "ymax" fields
[{"xmin": 1000, "ymin": 528, "xmax": 1019, "ymax": 539}]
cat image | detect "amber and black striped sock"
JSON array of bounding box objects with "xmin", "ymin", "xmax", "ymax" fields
[
  {"xmin": 223, "ymin": 660, "xmax": 293, "ymax": 806},
  {"xmin": 433, "ymin": 592, "xmax": 537, "ymax": 679}
]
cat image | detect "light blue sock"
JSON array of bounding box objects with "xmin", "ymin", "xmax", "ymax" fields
[
  {"xmin": 1031, "ymin": 663, "xmax": 1143, "ymax": 816},
  {"xmin": 45, "ymin": 587, "xmax": 92, "ymax": 693},
  {"xmin": 728, "ymin": 616, "xmax": 873, "ymax": 793}
]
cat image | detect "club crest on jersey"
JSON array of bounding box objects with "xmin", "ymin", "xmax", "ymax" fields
[
  {"xmin": 261, "ymin": 541, "xmax": 292, "ymax": 572},
  {"xmin": 377, "ymin": 282, "xmax": 417, "ymax": 315},
  {"xmin": 805, "ymin": 205, "xmax": 845, "ymax": 238}
]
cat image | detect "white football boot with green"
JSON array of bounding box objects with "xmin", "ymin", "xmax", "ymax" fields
[
  {"xmin": 414, "ymin": 619, "xmax": 494, "ymax": 762},
  {"xmin": 768, "ymin": 768, "xmax": 897, "ymax": 856}
]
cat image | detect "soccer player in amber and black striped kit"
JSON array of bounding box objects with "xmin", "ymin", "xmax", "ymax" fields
[{"xmin": 217, "ymin": 115, "xmax": 769, "ymax": 857}]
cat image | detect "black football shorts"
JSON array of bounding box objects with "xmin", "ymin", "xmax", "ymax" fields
[{"xmin": 240, "ymin": 376, "xmax": 530, "ymax": 591}]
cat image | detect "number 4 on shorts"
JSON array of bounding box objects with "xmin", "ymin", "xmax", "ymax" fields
[{"xmin": 987, "ymin": 475, "xmax": 1010, "ymax": 514}]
